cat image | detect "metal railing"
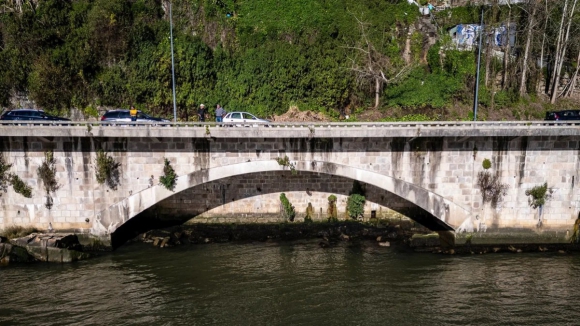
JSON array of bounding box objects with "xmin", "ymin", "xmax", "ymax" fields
[{"xmin": 0, "ymin": 120, "xmax": 578, "ymax": 128}]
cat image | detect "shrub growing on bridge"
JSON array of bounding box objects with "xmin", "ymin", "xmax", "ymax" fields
[
  {"xmin": 0, "ymin": 154, "xmax": 11, "ymax": 195},
  {"xmin": 37, "ymin": 151, "xmax": 60, "ymax": 209},
  {"xmin": 0, "ymin": 154, "xmax": 32, "ymax": 198},
  {"xmin": 347, "ymin": 194, "xmax": 366, "ymax": 220},
  {"xmin": 95, "ymin": 150, "xmax": 121, "ymax": 190},
  {"xmin": 327, "ymin": 194, "xmax": 338, "ymax": 223},
  {"xmin": 160, "ymin": 158, "xmax": 177, "ymax": 191},
  {"xmin": 279, "ymin": 193, "xmax": 296, "ymax": 222}
]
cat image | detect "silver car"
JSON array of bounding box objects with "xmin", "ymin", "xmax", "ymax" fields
[{"xmin": 222, "ymin": 112, "xmax": 270, "ymax": 127}]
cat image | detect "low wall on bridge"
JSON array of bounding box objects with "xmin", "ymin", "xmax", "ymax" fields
[{"xmin": 1, "ymin": 121, "xmax": 579, "ymax": 246}]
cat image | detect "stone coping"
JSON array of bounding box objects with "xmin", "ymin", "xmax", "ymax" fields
[{"xmin": 1, "ymin": 121, "xmax": 579, "ymax": 138}]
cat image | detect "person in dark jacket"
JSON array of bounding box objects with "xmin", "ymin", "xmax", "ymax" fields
[{"xmin": 198, "ymin": 104, "xmax": 207, "ymax": 122}]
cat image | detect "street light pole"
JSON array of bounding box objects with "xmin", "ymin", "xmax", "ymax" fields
[
  {"xmin": 473, "ymin": 6, "xmax": 484, "ymax": 122},
  {"xmin": 170, "ymin": 2, "xmax": 177, "ymax": 123}
]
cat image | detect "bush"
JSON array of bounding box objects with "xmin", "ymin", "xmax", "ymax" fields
[
  {"xmin": 347, "ymin": 194, "xmax": 366, "ymax": 219},
  {"xmin": 526, "ymin": 183, "xmax": 551, "ymax": 209},
  {"xmin": 0, "ymin": 154, "xmax": 12, "ymax": 195},
  {"xmin": 160, "ymin": 158, "xmax": 177, "ymax": 191},
  {"xmin": 280, "ymin": 193, "xmax": 296, "ymax": 222},
  {"xmin": 37, "ymin": 151, "xmax": 60, "ymax": 209},
  {"xmin": 482, "ymin": 158, "xmax": 491, "ymax": 170},
  {"xmin": 327, "ymin": 194, "xmax": 338, "ymax": 222},
  {"xmin": 10, "ymin": 175, "xmax": 32, "ymax": 198},
  {"xmin": 95, "ymin": 150, "xmax": 121, "ymax": 190}
]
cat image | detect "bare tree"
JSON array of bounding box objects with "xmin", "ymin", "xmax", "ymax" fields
[
  {"xmin": 347, "ymin": 14, "xmax": 411, "ymax": 109},
  {"xmin": 550, "ymin": 0, "xmax": 578, "ymax": 103},
  {"xmin": 519, "ymin": 0, "xmax": 539, "ymax": 96}
]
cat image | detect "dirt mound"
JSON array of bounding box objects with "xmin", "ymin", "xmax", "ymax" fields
[{"xmin": 271, "ymin": 106, "xmax": 330, "ymax": 122}]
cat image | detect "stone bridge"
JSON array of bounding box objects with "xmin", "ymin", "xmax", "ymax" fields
[{"xmin": 1, "ymin": 121, "xmax": 579, "ymax": 247}]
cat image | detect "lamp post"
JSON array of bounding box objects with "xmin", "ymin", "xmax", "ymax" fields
[
  {"xmin": 473, "ymin": 6, "xmax": 484, "ymax": 122},
  {"xmin": 170, "ymin": 2, "xmax": 177, "ymax": 123}
]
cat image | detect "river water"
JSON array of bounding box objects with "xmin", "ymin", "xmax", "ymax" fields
[{"xmin": 1, "ymin": 240, "xmax": 579, "ymax": 325}]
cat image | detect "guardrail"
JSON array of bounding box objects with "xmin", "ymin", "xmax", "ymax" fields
[{"xmin": 1, "ymin": 120, "xmax": 579, "ymax": 128}]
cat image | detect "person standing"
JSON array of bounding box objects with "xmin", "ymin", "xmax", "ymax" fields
[
  {"xmin": 197, "ymin": 104, "xmax": 207, "ymax": 122},
  {"xmin": 130, "ymin": 105, "xmax": 137, "ymax": 122},
  {"xmin": 215, "ymin": 104, "xmax": 226, "ymax": 123}
]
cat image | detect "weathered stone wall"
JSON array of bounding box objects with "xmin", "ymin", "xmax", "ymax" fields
[
  {"xmin": 0, "ymin": 133, "xmax": 579, "ymax": 245},
  {"xmin": 146, "ymin": 171, "xmax": 411, "ymax": 224}
]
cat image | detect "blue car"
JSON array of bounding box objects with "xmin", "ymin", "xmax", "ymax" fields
[{"xmin": 0, "ymin": 109, "xmax": 70, "ymax": 122}]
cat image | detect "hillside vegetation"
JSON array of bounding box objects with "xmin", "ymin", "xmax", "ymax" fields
[{"xmin": 0, "ymin": 0, "xmax": 577, "ymax": 121}]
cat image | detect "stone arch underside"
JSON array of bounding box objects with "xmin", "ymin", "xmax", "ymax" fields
[{"xmin": 94, "ymin": 161, "xmax": 472, "ymax": 239}]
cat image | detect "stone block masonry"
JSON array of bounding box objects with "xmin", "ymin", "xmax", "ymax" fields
[{"xmin": 1, "ymin": 122, "xmax": 579, "ymax": 246}]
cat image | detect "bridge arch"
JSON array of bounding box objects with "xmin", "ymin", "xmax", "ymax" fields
[{"xmin": 94, "ymin": 160, "xmax": 471, "ymax": 240}]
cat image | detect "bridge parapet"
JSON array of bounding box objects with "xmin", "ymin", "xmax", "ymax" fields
[{"xmin": 1, "ymin": 120, "xmax": 580, "ymax": 138}]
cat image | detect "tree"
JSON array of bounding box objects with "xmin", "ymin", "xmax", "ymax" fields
[{"xmin": 347, "ymin": 13, "xmax": 410, "ymax": 109}]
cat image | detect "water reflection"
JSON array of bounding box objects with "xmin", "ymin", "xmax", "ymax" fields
[{"xmin": 1, "ymin": 242, "xmax": 579, "ymax": 325}]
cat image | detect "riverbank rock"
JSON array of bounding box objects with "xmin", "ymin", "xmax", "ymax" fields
[
  {"xmin": 0, "ymin": 243, "xmax": 35, "ymax": 265},
  {"xmin": 9, "ymin": 233, "xmax": 90, "ymax": 263}
]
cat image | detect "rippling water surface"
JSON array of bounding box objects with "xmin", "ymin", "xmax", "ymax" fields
[{"xmin": 1, "ymin": 240, "xmax": 579, "ymax": 325}]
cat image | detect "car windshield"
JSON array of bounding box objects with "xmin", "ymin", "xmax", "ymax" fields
[{"xmin": 243, "ymin": 113, "xmax": 256, "ymax": 120}]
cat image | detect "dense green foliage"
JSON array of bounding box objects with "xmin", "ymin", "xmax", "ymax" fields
[
  {"xmin": 160, "ymin": 158, "xmax": 177, "ymax": 191},
  {"xmin": 279, "ymin": 193, "xmax": 296, "ymax": 222},
  {"xmin": 346, "ymin": 194, "xmax": 365, "ymax": 220},
  {"xmin": 10, "ymin": 174, "xmax": 32, "ymax": 198},
  {"xmin": 526, "ymin": 183, "xmax": 551, "ymax": 209},
  {"xmin": 95, "ymin": 150, "xmax": 120, "ymax": 190},
  {"xmin": 0, "ymin": 1, "xmax": 570, "ymax": 119},
  {"xmin": 347, "ymin": 181, "xmax": 366, "ymax": 219},
  {"xmin": 0, "ymin": 0, "xmax": 441, "ymax": 118}
]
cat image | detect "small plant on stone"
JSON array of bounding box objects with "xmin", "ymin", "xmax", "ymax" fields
[
  {"xmin": 95, "ymin": 149, "xmax": 121, "ymax": 190},
  {"xmin": 205, "ymin": 125, "xmax": 210, "ymax": 135},
  {"xmin": 279, "ymin": 193, "xmax": 296, "ymax": 222},
  {"xmin": 10, "ymin": 174, "xmax": 32, "ymax": 198},
  {"xmin": 37, "ymin": 150, "xmax": 60, "ymax": 209},
  {"xmin": 327, "ymin": 194, "xmax": 338, "ymax": 223},
  {"xmin": 482, "ymin": 158, "xmax": 491, "ymax": 170},
  {"xmin": 526, "ymin": 182, "xmax": 552, "ymax": 228},
  {"xmin": 0, "ymin": 153, "xmax": 32, "ymax": 198},
  {"xmin": 0, "ymin": 153, "xmax": 11, "ymax": 195},
  {"xmin": 275, "ymin": 155, "xmax": 297, "ymax": 175},
  {"xmin": 526, "ymin": 182, "xmax": 552, "ymax": 209},
  {"xmin": 160, "ymin": 158, "xmax": 177, "ymax": 191}
]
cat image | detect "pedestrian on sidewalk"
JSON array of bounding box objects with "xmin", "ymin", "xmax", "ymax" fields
[
  {"xmin": 215, "ymin": 104, "xmax": 226, "ymax": 123},
  {"xmin": 198, "ymin": 104, "xmax": 207, "ymax": 122}
]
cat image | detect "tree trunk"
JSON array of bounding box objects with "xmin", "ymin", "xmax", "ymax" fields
[
  {"xmin": 374, "ymin": 78, "xmax": 381, "ymax": 109},
  {"xmin": 501, "ymin": 7, "xmax": 512, "ymax": 90},
  {"xmin": 519, "ymin": 1, "xmax": 537, "ymax": 96},
  {"xmin": 550, "ymin": 0, "xmax": 575, "ymax": 103}
]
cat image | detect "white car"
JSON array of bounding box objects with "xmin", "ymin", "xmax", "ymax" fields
[{"xmin": 222, "ymin": 111, "xmax": 270, "ymax": 127}]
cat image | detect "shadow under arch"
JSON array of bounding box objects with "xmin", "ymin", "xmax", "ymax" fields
[{"xmin": 98, "ymin": 160, "xmax": 471, "ymax": 246}]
